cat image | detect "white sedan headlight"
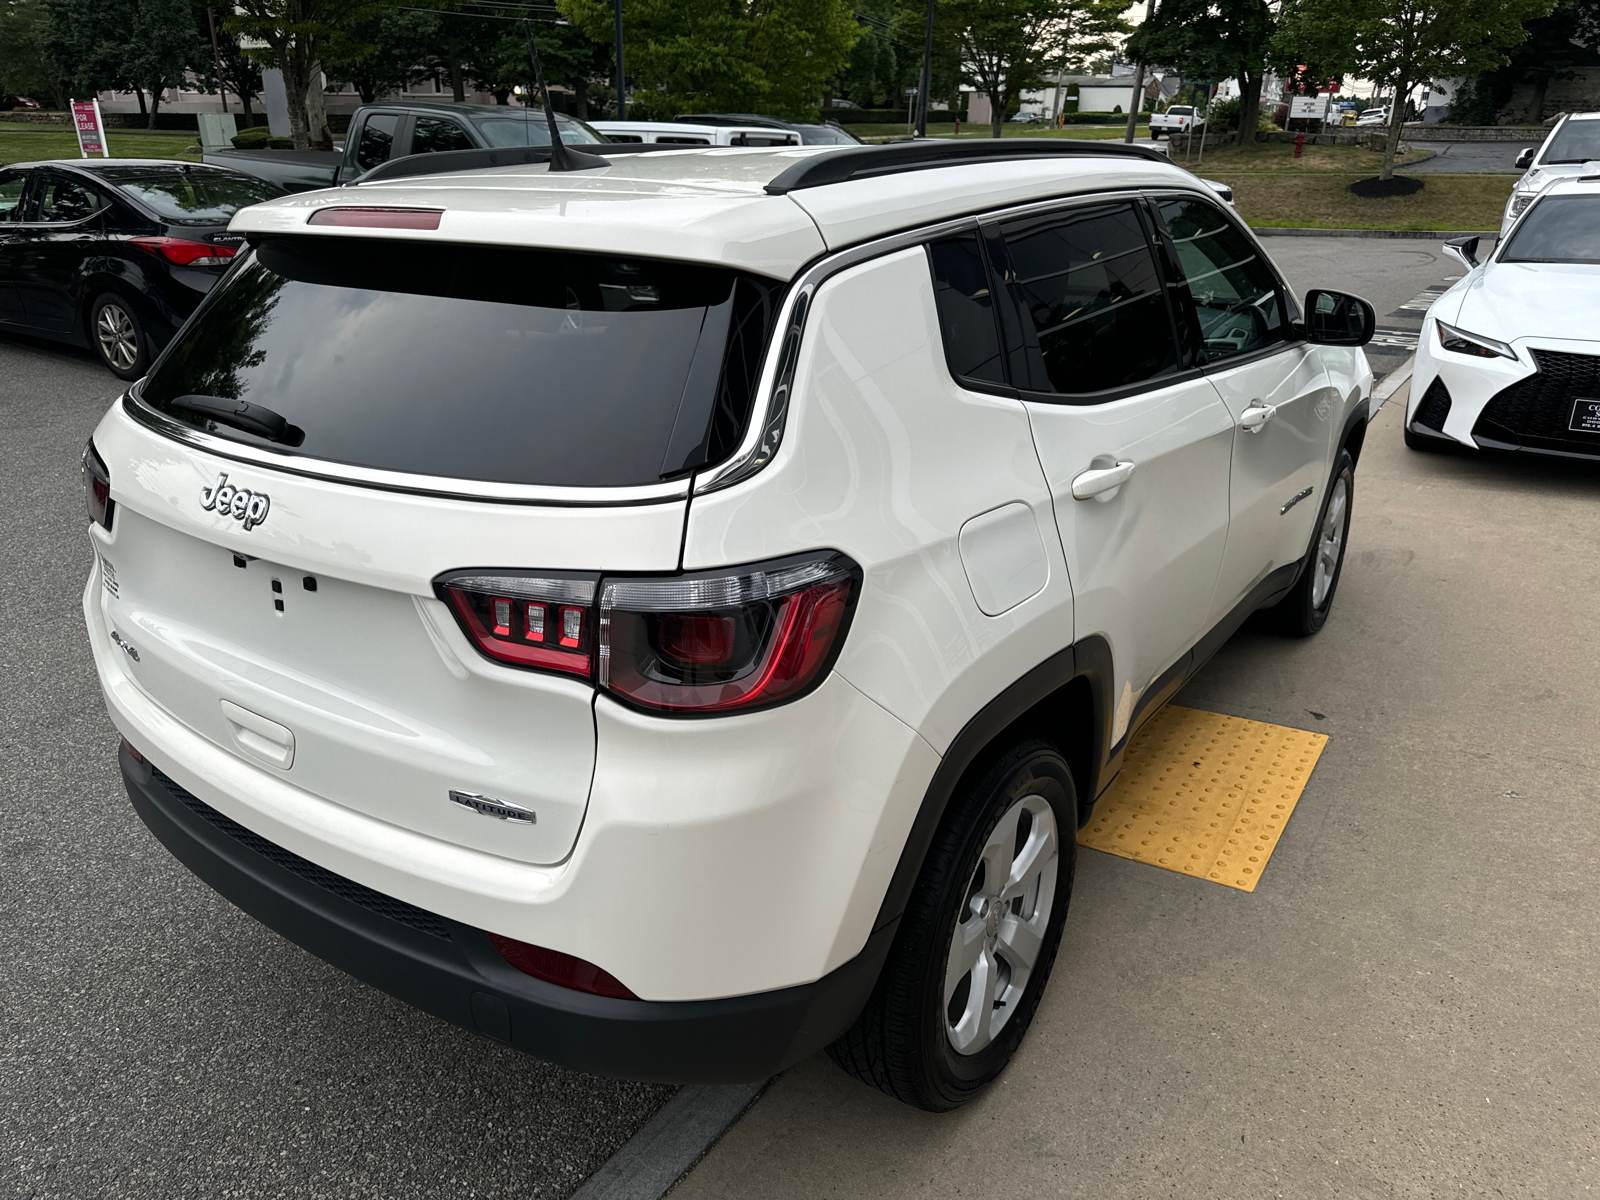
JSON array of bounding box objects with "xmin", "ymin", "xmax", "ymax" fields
[
  {"xmin": 1506, "ymin": 192, "xmax": 1536, "ymax": 220},
  {"xmin": 1436, "ymin": 320, "xmax": 1516, "ymax": 360}
]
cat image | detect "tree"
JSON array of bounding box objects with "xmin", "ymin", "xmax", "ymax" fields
[
  {"xmin": 942, "ymin": 0, "xmax": 1129, "ymax": 138},
  {"xmin": 192, "ymin": 5, "xmax": 264, "ymax": 118},
  {"xmin": 226, "ymin": 0, "xmax": 387, "ymax": 148},
  {"xmin": 1274, "ymin": 0, "xmax": 1557, "ymax": 179},
  {"xmin": 1485, "ymin": 0, "xmax": 1600, "ymax": 121},
  {"xmin": 320, "ymin": 6, "xmax": 438, "ymax": 102},
  {"xmin": 1, "ymin": 0, "xmax": 70, "ymax": 108},
  {"xmin": 1127, "ymin": 0, "xmax": 1275, "ymax": 148},
  {"xmin": 124, "ymin": 0, "xmax": 201, "ymax": 125},
  {"xmin": 557, "ymin": 0, "xmax": 861, "ymax": 119}
]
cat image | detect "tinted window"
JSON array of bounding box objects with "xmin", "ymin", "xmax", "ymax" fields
[
  {"xmin": 1539, "ymin": 118, "xmax": 1600, "ymax": 164},
  {"xmin": 471, "ymin": 113, "xmax": 606, "ymax": 147},
  {"xmin": 355, "ymin": 113, "xmax": 399, "ymax": 170},
  {"xmin": 140, "ymin": 237, "xmax": 781, "ymax": 488},
  {"xmin": 999, "ymin": 204, "xmax": 1177, "ymax": 395},
  {"xmin": 1502, "ymin": 195, "xmax": 1600, "ymax": 262},
  {"xmin": 793, "ymin": 124, "xmax": 861, "ymax": 145},
  {"xmin": 411, "ymin": 116, "xmax": 474, "ymax": 154},
  {"xmin": 1155, "ymin": 197, "xmax": 1286, "ymax": 362},
  {"xmin": 33, "ymin": 174, "xmax": 105, "ymax": 223},
  {"xmin": 927, "ymin": 233, "xmax": 1004, "ymax": 385},
  {"xmin": 0, "ymin": 170, "xmax": 26, "ymax": 221},
  {"xmin": 95, "ymin": 166, "xmax": 280, "ymax": 223}
]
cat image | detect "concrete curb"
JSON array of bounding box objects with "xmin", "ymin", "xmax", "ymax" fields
[
  {"xmin": 1373, "ymin": 356, "xmax": 1415, "ymax": 411},
  {"xmin": 1251, "ymin": 227, "xmax": 1497, "ymax": 239},
  {"xmin": 569, "ymin": 1081, "xmax": 768, "ymax": 1200}
]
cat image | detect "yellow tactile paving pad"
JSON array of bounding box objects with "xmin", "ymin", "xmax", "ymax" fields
[{"xmin": 1077, "ymin": 705, "xmax": 1328, "ymax": 892}]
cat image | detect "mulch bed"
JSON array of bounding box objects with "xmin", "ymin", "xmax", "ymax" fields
[{"xmin": 1348, "ymin": 175, "xmax": 1426, "ymax": 198}]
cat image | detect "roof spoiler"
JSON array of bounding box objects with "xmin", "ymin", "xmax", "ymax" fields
[{"xmin": 762, "ymin": 138, "xmax": 1170, "ymax": 195}]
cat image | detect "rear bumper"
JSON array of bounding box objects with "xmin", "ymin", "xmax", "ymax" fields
[{"xmin": 122, "ymin": 742, "xmax": 894, "ymax": 1083}]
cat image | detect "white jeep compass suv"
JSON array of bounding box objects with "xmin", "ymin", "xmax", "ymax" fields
[{"xmin": 83, "ymin": 140, "xmax": 1375, "ymax": 1111}]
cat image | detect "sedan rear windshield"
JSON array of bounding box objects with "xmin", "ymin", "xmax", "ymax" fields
[
  {"xmin": 1501, "ymin": 195, "xmax": 1600, "ymax": 263},
  {"xmin": 96, "ymin": 166, "xmax": 282, "ymax": 223},
  {"xmin": 1539, "ymin": 117, "xmax": 1600, "ymax": 164},
  {"xmin": 140, "ymin": 237, "xmax": 782, "ymax": 488}
]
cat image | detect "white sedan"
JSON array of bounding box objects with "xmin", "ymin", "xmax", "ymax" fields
[{"xmin": 1405, "ymin": 175, "xmax": 1600, "ymax": 456}]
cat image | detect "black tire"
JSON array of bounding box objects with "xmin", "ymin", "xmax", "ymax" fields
[
  {"xmin": 89, "ymin": 292, "xmax": 151, "ymax": 381},
  {"xmin": 827, "ymin": 740, "xmax": 1077, "ymax": 1111},
  {"xmin": 1266, "ymin": 448, "xmax": 1354, "ymax": 637}
]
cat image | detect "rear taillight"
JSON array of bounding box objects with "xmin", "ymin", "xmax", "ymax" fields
[
  {"xmin": 82, "ymin": 440, "xmax": 114, "ymax": 530},
  {"xmin": 437, "ymin": 572, "xmax": 597, "ymax": 678},
  {"xmin": 487, "ymin": 934, "xmax": 637, "ymax": 1000},
  {"xmin": 129, "ymin": 236, "xmax": 238, "ymax": 267},
  {"xmin": 434, "ymin": 552, "xmax": 860, "ymax": 715},
  {"xmin": 600, "ymin": 554, "xmax": 859, "ymax": 714}
]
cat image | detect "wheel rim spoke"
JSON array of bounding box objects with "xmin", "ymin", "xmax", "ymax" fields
[
  {"xmin": 97, "ymin": 306, "xmax": 136, "ymax": 370},
  {"xmin": 943, "ymin": 791, "xmax": 1060, "ymax": 1057},
  {"xmin": 1312, "ymin": 477, "xmax": 1347, "ymax": 607}
]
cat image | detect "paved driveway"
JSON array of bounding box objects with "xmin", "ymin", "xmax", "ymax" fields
[{"xmin": 1407, "ymin": 141, "xmax": 1528, "ymax": 172}]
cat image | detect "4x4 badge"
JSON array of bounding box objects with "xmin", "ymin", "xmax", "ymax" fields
[{"xmin": 200, "ymin": 472, "xmax": 270, "ymax": 531}]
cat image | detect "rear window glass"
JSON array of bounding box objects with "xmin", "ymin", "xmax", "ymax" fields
[
  {"xmin": 1501, "ymin": 195, "xmax": 1600, "ymax": 262},
  {"xmin": 140, "ymin": 237, "xmax": 782, "ymax": 488},
  {"xmin": 472, "ymin": 113, "xmax": 607, "ymax": 146},
  {"xmin": 97, "ymin": 166, "xmax": 281, "ymax": 223}
]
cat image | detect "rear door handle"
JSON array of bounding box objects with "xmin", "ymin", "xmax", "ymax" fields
[
  {"xmin": 1071, "ymin": 460, "xmax": 1136, "ymax": 501},
  {"xmin": 1239, "ymin": 402, "xmax": 1277, "ymax": 432}
]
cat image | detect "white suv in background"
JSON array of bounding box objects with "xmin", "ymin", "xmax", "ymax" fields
[
  {"xmin": 83, "ymin": 139, "xmax": 1374, "ymax": 1111},
  {"xmin": 1502, "ymin": 112, "xmax": 1600, "ymax": 235}
]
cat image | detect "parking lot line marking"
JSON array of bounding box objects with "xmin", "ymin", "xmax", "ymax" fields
[
  {"xmin": 569, "ymin": 1082, "xmax": 766, "ymax": 1200},
  {"xmin": 1077, "ymin": 706, "xmax": 1328, "ymax": 892}
]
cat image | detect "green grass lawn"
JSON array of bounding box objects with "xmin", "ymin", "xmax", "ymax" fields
[
  {"xmin": 1180, "ymin": 141, "xmax": 1515, "ymax": 230},
  {"xmin": 0, "ymin": 124, "xmax": 201, "ymax": 164}
]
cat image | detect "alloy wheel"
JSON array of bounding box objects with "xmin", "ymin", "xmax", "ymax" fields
[
  {"xmin": 1311, "ymin": 474, "xmax": 1348, "ymax": 608},
  {"xmin": 943, "ymin": 792, "xmax": 1059, "ymax": 1056},
  {"xmin": 96, "ymin": 303, "xmax": 139, "ymax": 372}
]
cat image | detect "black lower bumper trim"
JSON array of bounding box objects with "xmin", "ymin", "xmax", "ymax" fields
[{"xmin": 122, "ymin": 745, "xmax": 892, "ymax": 1083}]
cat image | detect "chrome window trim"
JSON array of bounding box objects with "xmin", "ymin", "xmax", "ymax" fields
[{"xmin": 121, "ymin": 383, "xmax": 691, "ymax": 508}]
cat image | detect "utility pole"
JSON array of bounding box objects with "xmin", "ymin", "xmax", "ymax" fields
[
  {"xmin": 206, "ymin": 7, "xmax": 228, "ymax": 113},
  {"xmin": 916, "ymin": 0, "xmax": 934, "ymax": 138},
  {"xmin": 1122, "ymin": 0, "xmax": 1157, "ymax": 143},
  {"xmin": 613, "ymin": 0, "xmax": 626, "ymax": 119}
]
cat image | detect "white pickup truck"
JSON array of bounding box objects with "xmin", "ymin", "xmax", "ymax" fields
[{"xmin": 1149, "ymin": 105, "xmax": 1206, "ymax": 140}]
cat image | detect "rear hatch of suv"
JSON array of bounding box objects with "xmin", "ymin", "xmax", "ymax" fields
[{"xmin": 92, "ymin": 232, "xmax": 783, "ymax": 865}]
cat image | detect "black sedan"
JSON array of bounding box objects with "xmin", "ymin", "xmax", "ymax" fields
[{"xmin": 0, "ymin": 159, "xmax": 283, "ymax": 379}]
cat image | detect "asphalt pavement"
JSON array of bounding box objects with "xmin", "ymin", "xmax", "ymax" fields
[
  {"xmin": 1406, "ymin": 141, "xmax": 1528, "ymax": 173},
  {"xmin": 0, "ymin": 333, "xmax": 674, "ymax": 1200}
]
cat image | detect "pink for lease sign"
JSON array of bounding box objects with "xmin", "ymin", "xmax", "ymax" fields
[{"xmin": 71, "ymin": 99, "xmax": 109, "ymax": 157}]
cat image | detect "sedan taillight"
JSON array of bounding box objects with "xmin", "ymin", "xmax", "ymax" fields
[
  {"xmin": 83, "ymin": 439, "xmax": 114, "ymax": 530},
  {"xmin": 435, "ymin": 552, "xmax": 861, "ymax": 716},
  {"xmin": 129, "ymin": 236, "xmax": 238, "ymax": 267}
]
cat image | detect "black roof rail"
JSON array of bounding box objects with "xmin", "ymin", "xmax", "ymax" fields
[
  {"xmin": 762, "ymin": 138, "xmax": 1170, "ymax": 196},
  {"xmin": 353, "ymin": 141, "xmax": 687, "ymax": 184},
  {"xmin": 674, "ymin": 113, "xmax": 793, "ymax": 130}
]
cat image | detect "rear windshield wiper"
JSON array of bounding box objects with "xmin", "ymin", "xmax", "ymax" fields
[{"xmin": 170, "ymin": 394, "xmax": 303, "ymax": 445}]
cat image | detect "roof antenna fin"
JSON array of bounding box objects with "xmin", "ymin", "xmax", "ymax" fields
[{"xmin": 524, "ymin": 21, "xmax": 610, "ymax": 172}]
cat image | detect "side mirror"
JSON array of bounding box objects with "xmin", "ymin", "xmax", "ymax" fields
[
  {"xmin": 1303, "ymin": 289, "xmax": 1375, "ymax": 346},
  {"xmin": 1515, "ymin": 147, "xmax": 1535, "ymax": 169},
  {"xmin": 1442, "ymin": 235, "xmax": 1480, "ymax": 269}
]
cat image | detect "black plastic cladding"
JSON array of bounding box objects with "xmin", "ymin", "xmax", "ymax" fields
[{"xmin": 431, "ymin": 550, "xmax": 864, "ymax": 719}]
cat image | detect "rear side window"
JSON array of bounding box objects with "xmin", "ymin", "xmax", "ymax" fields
[
  {"xmin": 927, "ymin": 233, "xmax": 1005, "ymax": 386},
  {"xmin": 140, "ymin": 237, "xmax": 783, "ymax": 488},
  {"xmin": 997, "ymin": 203, "xmax": 1178, "ymax": 396},
  {"xmin": 410, "ymin": 117, "xmax": 474, "ymax": 154},
  {"xmin": 355, "ymin": 114, "xmax": 399, "ymax": 171},
  {"xmin": 1154, "ymin": 197, "xmax": 1287, "ymax": 362},
  {"xmin": 33, "ymin": 174, "xmax": 106, "ymax": 223}
]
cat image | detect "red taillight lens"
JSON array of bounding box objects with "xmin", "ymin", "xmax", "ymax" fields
[
  {"xmin": 129, "ymin": 235, "xmax": 238, "ymax": 267},
  {"xmin": 599, "ymin": 553, "xmax": 860, "ymax": 714},
  {"xmin": 82, "ymin": 440, "xmax": 114, "ymax": 530},
  {"xmin": 487, "ymin": 933, "xmax": 638, "ymax": 1000},
  {"xmin": 434, "ymin": 553, "xmax": 860, "ymax": 714},
  {"xmin": 438, "ymin": 572, "xmax": 598, "ymax": 677}
]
